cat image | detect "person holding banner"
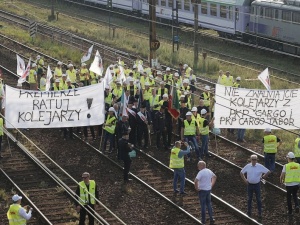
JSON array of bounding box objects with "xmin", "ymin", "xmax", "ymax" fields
[
  {"xmin": 102, "ymin": 107, "xmax": 117, "ymax": 153},
  {"xmin": 54, "ymin": 61, "xmax": 63, "ymax": 80},
  {"xmin": 52, "ymin": 79, "xmax": 62, "ymax": 91},
  {"xmin": 263, "ymin": 128, "xmax": 281, "ymax": 172},
  {"xmin": 80, "ymin": 63, "xmax": 89, "ymax": 86}
]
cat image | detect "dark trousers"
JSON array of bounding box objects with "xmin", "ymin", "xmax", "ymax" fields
[
  {"xmin": 123, "ymin": 159, "xmax": 132, "ymax": 181},
  {"xmin": 103, "ymin": 131, "xmax": 115, "ymax": 152},
  {"xmin": 247, "ymin": 183, "xmax": 262, "ymax": 216},
  {"xmin": 129, "ymin": 126, "xmax": 137, "ymax": 145},
  {"xmin": 79, "ymin": 204, "xmax": 95, "ymax": 225},
  {"xmin": 83, "ymin": 126, "xmax": 95, "ymax": 138},
  {"xmin": 156, "ymin": 130, "xmax": 167, "ymax": 148},
  {"xmin": 165, "ymin": 122, "xmax": 172, "ymax": 146},
  {"xmin": 0, "ymin": 135, "xmax": 2, "ymax": 153},
  {"xmin": 286, "ymin": 185, "xmax": 299, "ymax": 213},
  {"xmin": 63, "ymin": 127, "xmax": 73, "ymax": 138},
  {"xmin": 137, "ymin": 124, "xmax": 149, "ymax": 147},
  {"xmin": 150, "ymin": 110, "xmax": 158, "ymax": 131}
]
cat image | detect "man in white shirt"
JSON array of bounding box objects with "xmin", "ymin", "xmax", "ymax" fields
[
  {"xmin": 7, "ymin": 194, "xmax": 33, "ymax": 224},
  {"xmin": 280, "ymin": 152, "xmax": 300, "ymax": 215},
  {"xmin": 194, "ymin": 161, "xmax": 217, "ymax": 225},
  {"xmin": 240, "ymin": 154, "xmax": 270, "ymax": 219}
]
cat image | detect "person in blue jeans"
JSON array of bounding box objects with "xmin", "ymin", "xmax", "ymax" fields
[
  {"xmin": 240, "ymin": 154, "xmax": 270, "ymax": 219},
  {"xmin": 169, "ymin": 141, "xmax": 190, "ymax": 195},
  {"xmin": 181, "ymin": 111, "xmax": 200, "ymax": 161},
  {"xmin": 194, "ymin": 161, "xmax": 217, "ymax": 225}
]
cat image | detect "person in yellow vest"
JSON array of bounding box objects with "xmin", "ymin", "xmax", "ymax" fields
[
  {"xmin": 149, "ymin": 88, "xmax": 160, "ymax": 133},
  {"xmin": 146, "ymin": 74, "xmax": 155, "ymax": 87},
  {"xmin": 164, "ymin": 67, "xmax": 173, "ymax": 91},
  {"xmin": 280, "ymin": 152, "xmax": 300, "ymax": 215},
  {"xmin": 169, "ymin": 141, "xmax": 191, "ymax": 195},
  {"xmin": 89, "ymin": 70, "xmax": 98, "ymax": 85},
  {"xmin": 263, "ymin": 128, "xmax": 282, "ymax": 172},
  {"xmin": 52, "ymin": 79, "xmax": 62, "ymax": 91},
  {"xmin": 104, "ymin": 86, "xmax": 114, "ymax": 111},
  {"xmin": 233, "ymin": 76, "xmax": 241, "ymax": 88},
  {"xmin": 60, "ymin": 74, "xmax": 68, "ymax": 90},
  {"xmin": 102, "ymin": 107, "xmax": 116, "ymax": 153},
  {"xmin": 157, "ymin": 81, "xmax": 168, "ymax": 99},
  {"xmin": 28, "ymin": 63, "xmax": 37, "ymax": 90},
  {"xmin": 0, "ymin": 116, "xmax": 3, "ymax": 158},
  {"xmin": 112, "ymin": 81, "xmax": 123, "ymax": 103},
  {"xmin": 143, "ymin": 82, "xmax": 152, "ymax": 109},
  {"xmin": 80, "ymin": 63, "xmax": 89, "ymax": 86},
  {"xmin": 54, "ymin": 61, "xmax": 63, "ymax": 80},
  {"xmin": 217, "ymin": 70, "xmax": 224, "ymax": 84},
  {"xmin": 183, "ymin": 64, "xmax": 192, "ymax": 77},
  {"xmin": 201, "ymin": 86, "xmax": 211, "ymax": 108},
  {"xmin": 224, "ymin": 71, "xmax": 234, "ymax": 86},
  {"xmin": 181, "ymin": 111, "xmax": 200, "ymax": 161},
  {"xmin": 39, "ymin": 73, "xmax": 46, "ymax": 91},
  {"xmin": 124, "ymin": 64, "xmax": 132, "ymax": 76},
  {"xmin": 294, "ymin": 134, "xmax": 300, "ymax": 163},
  {"xmin": 240, "ymin": 154, "xmax": 270, "ymax": 219},
  {"xmin": 174, "ymin": 72, "xmax": 182, "ymax": 88},
  {"xmin": 67, "ymin": 64, "xmax": 78, "ymax": 85},
  {"xmin": 66, "ymin": 78, "xmax": 75, "ymax": 89},
  {"xmin": 199, "ymin": 109, "xmax": 214, "ymax": 159},
  {"xmin": 75, "ymin": 172, "xmax": 99, "ymax": 225},
  {"xmin": 7, "ymin": 194, "xmax": 33, "ymax": 225},
  {"xmin": 184, "ymin": 91, "xmax": 192, "ymax": 110},
  {"xmin": 181, "ymin": 79, "xmax": 190, "ymax": 92},
  {"xmin": 191, "ymin": 107, "xmax": 201, "ymax": 127}
]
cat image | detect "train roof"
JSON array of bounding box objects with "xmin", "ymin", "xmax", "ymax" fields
[
  {"xmin": 252, "ymin": 0, "xmax": 300, "ymax": 7},
  {"xmin": 201, "ymin": 0, "xmax": 253, "ymax": 6}
]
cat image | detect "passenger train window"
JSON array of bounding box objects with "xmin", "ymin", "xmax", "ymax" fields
[
  {"xmin": 229, "ymin": 6, "xmax": 233, "ymax": 19},
  {"xmin": 184, "ymin": 0, "xmax": 190, "ymax": 11},
  {"xmin": 210, "ymin": 3, "xmax": 217, "ymax": 16},
  {"xmin": 220, "ymin": 5, "xmax": 227, "ymax": 18},
  {"xmin": 251, "ymin": 6, "xmax": 255, "ymax": 15},
  {"xmin": 273, "ymin": 9, "xmax": 278, "ymax": 19},
  {"xmin": 282, "ymin": 11, "xmax": 291, "ymax": 22},
  {"xmin": 201, "ymin": 2, "xmax": 207, "ymax": 14},
  {"xmin": 168, "ymin": 0, "xmax": 173, "ymax": 8},
  {"xmin": 260, "ymin": 7, "xmax": 263, "ymax": 17},
  {"xmin": 292, "ymin": 12, "xmax": 300, "ymax": 23},
  {"xmin": 161, "ymin": 0, "xmax": 166, "ymax": 6},
  {"xmin": 265, "ymin": 8, "xmax": 272, "ymax": 19}
]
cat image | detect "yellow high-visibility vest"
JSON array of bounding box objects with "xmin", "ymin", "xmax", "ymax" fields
[
  {"xmin": 7, "ymin": 204, "xmax": 26, "ymax": 225},
  {"xmin": 80, "ymin": 68, "xmax": 89, "ymax": 81},
  {"xmin": 263, "ymin": 135, "xmax": 278, "ymax": 153},
  {"xmin": 67, "ymin": 69, "xmax": 77, "ymax": 83},
  {"xmin": 203, "ymin": 92, "xmax": 210, "ymax": 107},
  {"xmin": 79, "ymin": 180, "xmax": 96, "ymax": 205},
  {"xmin": 0, "ymin": 118, "xmax": 3, "ymax": 136},
  {"xmin": 294, "ymin": 138, "xmax": 300, "ymax": 157},
  {"xmin": 28, "ymin": 69, "xmax": 36, "ymax": 84},
  {"xmin": 39, "ymin": 77, "xmax": 46, "ymax": 91},
  {"xmin": 54, "ymin": 67, "xmax": 62, "ymax": 78},
  {"xmin": 149, "ymin": 95, "xmax": 160, "ymax": 110},
  {"xmin": 104, "ymin": 115, "xmax": 116, "ymax": 134},
  {"xmin": 143, "ymin": 88, "xmax": 152, "ymax": 100},
  {"xmin": 285, "ymin": 162, "xmax": 300, "ymax": 183},
  {"xmin": 198, "ymin": 117, "xmax": 209, "ymax": 135},
  {"xmin": 112, "ymin": 88, "xmax": 122, "ymax": 100},
  {"xmin": 192, "ymin": 113, "xmax": 201, "ymax": 127},
  {"xmin": 90, "ymin": 71, "xmax": 97, "ymax": 85},
  {"xmin": 105, "ymin": 93, "xmax": 113, "ymax": 105},
  {"xmin": 184, "ymin": 119, "xmax": 197, "ymax": 136},
  {"xmin": 169, "ymin": 147, "xmax": 184, "ymax": 169}
]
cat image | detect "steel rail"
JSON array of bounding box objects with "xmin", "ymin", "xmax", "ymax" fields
[
  {"xmin": 73, "ymin": 133, "xmax": 203, "ymax": 224},
  {"xmin": 0, "ymin": 169, "xmax": 53, "ymax": 225}
]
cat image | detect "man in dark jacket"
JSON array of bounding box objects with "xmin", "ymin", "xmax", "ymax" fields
[
  {"xmin": 116, "ymin": 115, "xmax": 130, "ymax": 159},
  {"xmin": 137, "ymin": 102, "xmax": 152, "ymax": 149},
  {"xmin": 155, "ymin": 105, "xmax": 167, "ymax": 150},
  {"xmin": 118, "ymin": 130, "xmax": 134, "ymax": 182}
]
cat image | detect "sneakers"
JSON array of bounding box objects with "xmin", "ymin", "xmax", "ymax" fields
[
  {"xmin": 210, "ymin": 219, "xmax": 215, "ymax": 225},
  {"xmin": 174, "ymin": 189, "xmax": 179, "ymax": 194}
]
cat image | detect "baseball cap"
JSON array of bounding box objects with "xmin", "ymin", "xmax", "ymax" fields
[
  {"xmin": 68, "ymin": 64, "xmax": 73, "ymax": 67},
  {"xmin": 186, "ymin": 112, "xmax": 192, "ymax": 116},
  {"xmin": 174, "ymin": 72, "xmax": 179, "ymax": 77},
  {"xmin": 108, "ymin": 107, "xmax": 115, "ymax": 112},
  {"xmin": 287, "ymin": 152, "xmax": 295, "ymax": 159},
  {"xmin": 12, "ymin": 194, "xmax": 22, "ymax": 202},
  {"xmin": 166, "ymin": 67, "xmax": 171, "ymax": 71},
  {"xmin": 236, "ymin": 77, "xmax": 241, "ymax": 81},
  {"xmin": 191, "ymin": 107, "xmax": 197, "ymax": 112},
  {"xmin": 82, "ymin": 172, "xmax": 90, "ymax": 178},
  {"xmin": 264, "ymin": 128, "xmax": 271, "ymax": 132},
  {"xmin": 162, "ymin": 94, "xmax": 168, "ymax": 98},
  {"xmin": 201, "ymin": 109, "xmax": 207, "ymax": 115},
  {"xmin": 205, "ymin": 85, "xmax": 210, "ymax": 91}
]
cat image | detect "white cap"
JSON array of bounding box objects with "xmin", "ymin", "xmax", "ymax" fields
[
  {"xmin": 37, "ymin": 55, "xmax": 41, "ymax": 59},
  {"xmin": 191, "ymin": 107, "xmax": 197, "ymax": 112},
  {"xmin": 149, "ymin": 75, "xmax": 154, "ymax": 79},
  {"xmin": 68, "ymin": 64, "xmax": 73, "ymax": 67},
  {"xmin": 133, "ymin": 65, "xmax": 137, "ymax": 69},
  {"xmin": 184, "ymin": 91, "xmax": 188, "ymax": 95},
  {"xmin": 55, "ymin": 79, "xmax": 60, "ymax": 82},
  {"xmin": 163, "ymin": 94, "xmax": 168, "ymax": 98},
  {"xmin": 12, "ymin": 194, "xmax": 22, "ymax": 202},
  {"xmin": 264, "ymin": 128, "xmax": 271, "ymax": 132},
  {"xmin": 32, "ymin": 63, "xmax": 37, "ymax": 67},
  {"xmin": 66, "ymin": 78, "xmax": 71, "ymax": 82},
  {"xmin": 201, "ymin": 109, "xmax": 207, "ymax": 115},
  {"xmin": 174, "ymin": 72, "xmax": 179, "ymax": 77},
  {"xmin": 186, "ymin": 111, "xmax": 192, "ymax": 116},
  {"xmin": 166, "ymin": 67, "xmax": 171, "ymax": 71},
  {"xmin": 160, "ymin": 81, "xmax": 165, "ymax": 85},
  {"xmin": 62, "ymin": 74, "xmax": 67, "ymax": 77},
  {"xmin": 57, "ymin": 61, "xmax": 63, "ymax": 65},
  {"xmin": 205, "ymin": 85, "xmax": 210, "ymax": 91},
  {"xmin": 287, "ymin": 152, "xmax": 295, "ymax": 159},
  {"xmin": 81, "ymin": 63, "xmax": 86, "ymax": 67},
  {"xmin": 183, "ymin": 79, "xmax": 189, "ymax": 84},
  {"xmin": 236, "ymin": 76, "xmax": 241, "ymax": 81},
  {"xmin": 145, "ymin": 82, "xmax": 150, "ymax": 86},
  {"xmin": 108, "ymin": 107, "xmax": 115, "ymax": 112},
  {"xmin": 180, "ymin": 95, "xmax": 185, "ymax": 98},
  {"xmin": 116, "ymin": 80, "xmax": 121, "ymax": 84},
  {"xmin": 127, "ymin": 77, "xmax": 134, "ymax": 82},
  {"xmin": 183, "ymin": 64, "xmax": 188, "ymax": 69},
  {"xmin": 157, "ymin": 71, "xmax": 162, "ymax": 75}
]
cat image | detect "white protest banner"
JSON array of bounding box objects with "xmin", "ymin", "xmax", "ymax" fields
[
  {"xmin": 89, "ymin": 50, "xmax": 103, "ymax": 76},
  {"xmin": 81, "ymin": 44, "xmax": 94, "ymax": 63},
  {"xmin": 214, "ymin": 84, "xmax": 300, "ymax": 129},
  {"xmin": 16, "ymin": 54, "xmax": 26, "ymax": 76},
  {"xmin": 258, "ymin": 68, "xmax": 271, "ymax": 90},
  {"xmin": 5, "ymin": 83, "xmax": 105, "ymax": 128}
]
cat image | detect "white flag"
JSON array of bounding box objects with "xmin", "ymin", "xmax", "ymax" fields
[
  {"xmin": 46, "ymin": 65, "xmax": 52, "ymax": 91},
  {"xmin": 258, "ymin": 68, "xmax": 271, "ymax": 90},
  {"xmin": 104, "ymin": 65, "xmax": 113, "ymax": 87},
  {"xmin": 118, "ymin": 59, "xmax": 126, "ymax": 84},
  {"xmin": 16, "ymin": 54, "xmax": 26, "ymax": 76},
  {"xmin": 18, "ymin": 58, "xmax": 31, "ymax": 84},
  {"xmin": 89, "ymin": 50, "xmax": 103, "ymax": 76},
  {"xmin": 137, "ymin": 62, "xmax": 143, "ymax": 73},
  {"xmin": 81, "ymin": 45, "xmax": 94, "ymax": 63}
]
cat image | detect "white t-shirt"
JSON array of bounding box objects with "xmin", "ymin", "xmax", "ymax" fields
[
  {"xmin": 241, "ymin": 163, "xmax": 269, "ymax": 184},
  {"xmin": 195, "ymin": 168, "xmax": 216, "ymax": 191}
]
